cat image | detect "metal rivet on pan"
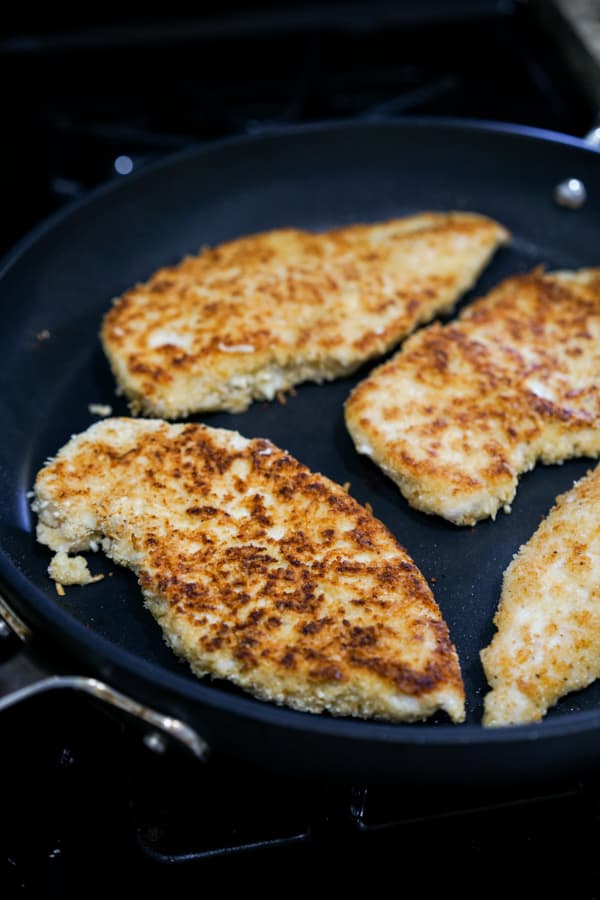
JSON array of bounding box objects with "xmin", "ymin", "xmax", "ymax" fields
[
  {"xmin": 584, "ymin": 125, "xmax": 600, "ymax": 147},
  {"xmin": 553, "ymin": 178, "xmax": 587, "ymax": 209},
  {"xmin": 143, "ymin": 730, "xmax": 168, "ymax": 754},
  {"xmin": 0, "ymin": 620, "xmax": 11, "ymax": 639}
]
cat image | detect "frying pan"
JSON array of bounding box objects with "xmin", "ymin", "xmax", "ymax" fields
[{"xmin": 1, "ymin": 118, "xmax": 600, "ymax": 788}]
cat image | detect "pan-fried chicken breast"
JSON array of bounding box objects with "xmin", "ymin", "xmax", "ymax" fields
[
  {"xmin": 345, "ymin": 267, "xmax": 600, "ymax": 526},
  {"xmin": 31, "ymin": 418, "xmax": 465, "ymax": 723},
  {"xmin": 100, "ymin": 213, "xmax": 509, "ymax": 416},
  {"xmin": 481, "ymin": 464, "xmax": 600, "ymax": 726}
]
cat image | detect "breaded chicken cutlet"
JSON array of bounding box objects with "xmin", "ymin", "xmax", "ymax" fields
[
  {"xmin": 31, "ymin": 418, "xmax": 465, "ymax": 724},
  {"xmin": 100, "ymin": 213, "xmax": 509, "ymax": 417},
  {"xmin": 345, "ymin": 267, "xmax": 600, "ymax": 526},
  {"xmin": 481, "ymin": 464, "xmax": 600, "ymax": 726}
]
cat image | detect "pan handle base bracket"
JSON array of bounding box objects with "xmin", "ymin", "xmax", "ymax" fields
[{"xmin": 0, "ymin": 595, "xmax": 210, "ymax": 762}]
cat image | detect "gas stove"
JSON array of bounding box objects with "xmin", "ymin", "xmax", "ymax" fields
[{"xmin": 1, "ymin": 3, "xmax": 600, "ymax": 897}]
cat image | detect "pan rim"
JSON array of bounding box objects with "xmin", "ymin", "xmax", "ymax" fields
[{"xmin": 2, "ymin": 114, "xmax": 600, "ymax": 750}]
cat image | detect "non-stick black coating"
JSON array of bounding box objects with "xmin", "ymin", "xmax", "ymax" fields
[{"xmin": 1, "ymin": 118, "xmax": 600, "ymax": 787}]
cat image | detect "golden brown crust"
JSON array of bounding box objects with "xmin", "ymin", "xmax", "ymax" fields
[
  {"xmin": 100, "ymin": 213, "xmax": 509, "ymax": 416},
  {"xmin": 481, "ymin": 463, "xmax": 600, "ymax": 726},
  {"xmin": 345, "ymin": 268, "xmax": 600, "ymax": 525},
  {"xmin": 32, "ymin": 418, "xmax": 465, "ymax": 723}
]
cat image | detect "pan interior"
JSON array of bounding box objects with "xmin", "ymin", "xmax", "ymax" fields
[{"xmin": 1, "ymin": 120, "xmax": 600, "ymax": 731}]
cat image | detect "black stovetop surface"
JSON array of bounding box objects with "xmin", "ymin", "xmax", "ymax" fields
[{"xmin": 1, "ymin": 4, "xmax": 600, "ymax": 897}]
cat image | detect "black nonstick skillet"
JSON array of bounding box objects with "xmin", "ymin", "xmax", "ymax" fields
[{"xmin": 1, "ymin": 118, "xmax": 599, "ymax": 787}]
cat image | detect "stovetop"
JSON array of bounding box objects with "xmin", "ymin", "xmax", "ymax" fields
[{"xmin": 1, "ymin": 3, "xmax": 600, "ymax": 897}]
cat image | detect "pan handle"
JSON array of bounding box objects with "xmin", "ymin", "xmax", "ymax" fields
[{"xmin": 0, "ymin": 594, "xmax": 209, "ymax": 761}]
